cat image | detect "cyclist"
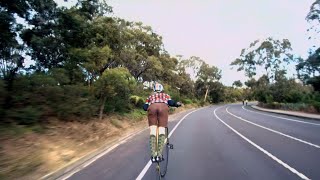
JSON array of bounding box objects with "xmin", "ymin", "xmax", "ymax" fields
[{"xmin": 143, "ymin": 82, "xmax": 181, "ymax": 162}]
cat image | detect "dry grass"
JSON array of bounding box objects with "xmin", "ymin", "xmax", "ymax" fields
[
  {"xmin": 0, "ymin": 104, "xmax": 198, "ymax": 179},
  {"xmin": 0, "ymin": 115, "xmax": 147, "ymax": 180}
]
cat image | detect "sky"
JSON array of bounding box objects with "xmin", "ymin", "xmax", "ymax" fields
[{"xmin": 56, "ymin": 0, "xmax": 318, "ymax": 86}]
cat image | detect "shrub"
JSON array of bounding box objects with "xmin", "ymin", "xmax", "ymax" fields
[
  {"xmin": 311, "ymin": 101, "xmax": 320, "ymax": 113},
  {"xmin": 7, "ymin": 106, "xmax": 42, "ymax": 125},
  {"xmin": 199, "ymin": 100, "xmax": 206, "ymax": 106},
  {"xmin": 94, "ymin": 68, "xmax": 135, "ymax": 115},
  {"xmin": 130, "ymin": 95, "xmax": 145, "ymax": 107},
  {"xmin": 0, "ymin": 79, "xmax": 6, "ymax": 119},
  {"xmin": 182, "ymin": 98, "xmax": 193, "ymax": 104},
  {"xmin": 265, "ymin": 95, "xmax": 274, "ymax": 104}
]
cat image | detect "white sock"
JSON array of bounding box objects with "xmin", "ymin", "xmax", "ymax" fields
[
  {"xmin": 150, "ymin": 125, "xmax": 157, "ymax": 136},
  {"xmin": 159, "ymin": 127, "xmax": 166, "ymax": 135}
]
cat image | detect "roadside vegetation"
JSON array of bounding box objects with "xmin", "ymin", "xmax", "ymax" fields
[
  {"xmin": 1, "ymin": 0, "xmax": 320, "ymax": 179},
  {"xmin": 230, "ymin": 1, "xmax": 320, "ymax": 113}
]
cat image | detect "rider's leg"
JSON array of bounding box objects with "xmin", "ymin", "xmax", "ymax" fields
[
  {"xmin": 148, "ymin": 104, "xmax": 158, "ymax": 159},
  {"xmin": 149, "ymin": 125, "xmax": 157, "ymax": 157},
  {"xmin": 157, "ymin": 104, "xmax": 169, "ymax": 156}
]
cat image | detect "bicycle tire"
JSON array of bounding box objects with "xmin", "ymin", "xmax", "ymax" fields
[
  {"xmin": 156, "ymin": 163, "xmax": 161, "ymax": 180},
  {"xmin": 160, "ymin": 127, "xmax": 169, "ymax": 177}
]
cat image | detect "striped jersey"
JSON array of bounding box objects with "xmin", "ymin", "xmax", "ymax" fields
[{"xmin": 145, "ymin": 92, "xmax": 171, "ymax": 105}]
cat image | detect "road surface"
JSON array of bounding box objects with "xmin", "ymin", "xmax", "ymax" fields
[{"xmin": 61, "ymin": 104, "xmax": 320, "ymax": 180}]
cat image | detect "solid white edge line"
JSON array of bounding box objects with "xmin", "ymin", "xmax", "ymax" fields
[
  {"xmin": 242, "ymin": 106, "xmax": 320, "ymax": 126},
  {"xmin": 214, "ymin": 107, "xmax": 311, "ymax": 180},
  {"xmin": 226, "ymin": 107, "xmax": 320, "ymax": 149},
  {"xmin": 57, "ymin": 128, "xmax": 149, "ymax": 180},
  {"xmin": 135, "ymin": 108, "xmax": 204, "ymax": 180}
]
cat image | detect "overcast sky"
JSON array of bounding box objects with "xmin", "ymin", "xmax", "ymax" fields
[{"xmin": 56, "ymin": 0, "xmax": 318, "ymax": 85}]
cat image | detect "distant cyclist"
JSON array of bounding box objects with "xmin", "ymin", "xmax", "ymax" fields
[{"xmin": 143, "ymin": 82, "xmax": 181, "ymax": 162}]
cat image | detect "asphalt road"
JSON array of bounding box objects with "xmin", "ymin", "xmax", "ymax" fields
[{"xmin": 62, "ymin": 104, "xmax": 320, "ymax": 180}]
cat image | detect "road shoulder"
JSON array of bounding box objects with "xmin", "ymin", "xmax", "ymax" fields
[{"xmin": 42, "ymin": 107, "xmax": 200, "ymax": 180}]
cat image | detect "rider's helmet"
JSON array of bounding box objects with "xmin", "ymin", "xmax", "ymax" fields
[{"xmin": 153, "ymin": 82, "xmax": 164, "ymax": 93}]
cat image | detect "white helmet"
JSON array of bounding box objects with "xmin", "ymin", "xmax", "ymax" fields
[{"xmin": 153, "ymin": 82, "xmax": 164, "ymax": 92}]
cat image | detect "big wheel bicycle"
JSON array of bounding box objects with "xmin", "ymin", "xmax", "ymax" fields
[{"xmin": 154, "ymin": 127, "xmax": 173, "ymax": 180}]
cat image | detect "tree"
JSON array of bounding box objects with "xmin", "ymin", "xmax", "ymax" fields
[
  {"xmin": 70, "ymin": 44, "xmax": 112, "ymax": 86},
  {"xmin": 196, "ymin": 63, "xmax": 221, "ymax": 101},
  {"xmin": 245, "ymin": 78, "xmax": 257, "ymax": 89},
  {"xmin": 232, "ymin": 80, "xmax": 243, "ymax": 88},
  {"xmin": 118, "ymin": 21, "xmax": 164, "ymax": 80},
  {"xmin": 177, "ymin": 56, "xmax": 205, "ymax": 80},
  {"xmin": 93, "ymin": 68, "xmax": 134, "ymax": 120},
  {"xmin": 296, "ymin": 48, "xmax": 320, "ymax": 91},
  {"xmin": 298, "ymin": 1, "xmax": 320, "ymax": 91},
  {"xmin": 0, "ymin": 0, "xmax": 31, "ymax": 111},
  {"xmin": 208, "ymin": 81, "xmax": 225, "ymax": 103},
  {"xmin": 306, "ymin": 0, "xmax": 320, "ymax": 37},
  {"xmin": 231, "ymin": 37, "xmax": 294, "ymax": 82}
]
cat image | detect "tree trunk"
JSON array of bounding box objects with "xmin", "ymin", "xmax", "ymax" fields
[
  {"xmin": 204, "ymin": 87, "xmax": 209, "ymax": 102},
  {"xmin": 99, "ymin": 96, "xmax": 106, "ymax": 120}
]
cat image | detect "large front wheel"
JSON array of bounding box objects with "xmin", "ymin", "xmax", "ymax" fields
[{"xmin": 160, "ymin": 127, "xmax": 169, "ymax": 177}]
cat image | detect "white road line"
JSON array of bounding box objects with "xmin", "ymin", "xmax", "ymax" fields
[
  {"xmin": 226, "ymin": 107, "xmax": 320, "ymax": 149},
  {"xmin": 242, "ymin": 106, "xmax": 320, "ymax": 126},
  {"xmin": 135, "ymin": 108, "xmax": 204, "ymax": 180},
  {"xmin": 214, "ymin": 107, "xmax": 311, "ymax": 180},
  {"xmin": 56, "ymin": 128, "xmax": 149, "ymax": 180}
]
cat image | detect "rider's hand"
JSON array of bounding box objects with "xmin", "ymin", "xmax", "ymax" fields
[{"xmin": 176, "ymin": 102, "xmax": 182, "ymax": 107}]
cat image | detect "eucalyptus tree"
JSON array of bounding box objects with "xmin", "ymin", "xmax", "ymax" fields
[
  {"xmin": 232, "ymin": 80, "xmax": 243, "ymax": 88},
  {"xmin": 118, "ymin": 21, "xmax": 164, "ymax": 80},
  {"xmin": 231, "ymin": 37, "xmax": 295, "ymax": 82},
  {"xmin": 196, "ymin": 63, "xmax": 222, "ymax": 101},
  {"xmin": 296, "ymin": 1, "xmax": 320, "ymax": 91}
]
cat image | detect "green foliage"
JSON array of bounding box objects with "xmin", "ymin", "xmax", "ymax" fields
[
  {"xmin": 130, "ymin": 95, "xmax": 145, "ymax": 108},
  {"xmin": 164, "ymin": 84, "xmax": 181, "ymax": 102},
  {"xmin": 0, "ymin": 79, "xmax": 6, "ymax": 117},
  {"xmin": 123, "ymin": 109, "xmax": 146, "ymax": 122},
  {"xmin": 199, "ymin": 100, "xmax": 206, "ymax": 106},
  {"xmin": 223, "ymin": 87, "xmax": 244, "ymax": 103},
  {"xmin": 182, "ymin": 99, "xmax": 193, "ymax": 104},
  {"xmin": 264, "ymin": 94, "xmax": 273, "ymax": 104},
  {"xmin": 232, "ymin": 80, "xmax": 243, "ymax": 88},
  {"xmin": 208, "ymin": 81, "xmax": 225, "ymax": 103},
  {"xmin": 311, "ymin": 101, "xmax": 320, "ymax": 112},
  {"xmin": 94, "ymin": 67, "xmax": 135, "ymax": 115},
  {"xmin": 261, "ymin": 102, "xmax": 320, "ymax": 113},
  {"xmin": 231, "ymin": 37, "xmax": 294, "ymax": 82},
  {"xmin": 7, "ymin": 106, "xmax": 42, "ymax": 125},
  {"xmin": 55, "ymin": 85, "xmax": 98, "ymax": 119},
  {"xmin": 5, "ymin": 73, "xmax": 98, "ymax": 121},
  {"xmin": 0, "ymin": 0, "xmax": 221, "ymax": 127}
]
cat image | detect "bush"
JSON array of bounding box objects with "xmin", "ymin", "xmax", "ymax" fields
[
  {"xmin": 199, "ymin": 100, "xmax": 206, "ymax": 106},
  {"xmin": 265, "ymin": 95, "xmax": 274, "ymax": 104},
  {"xmin": 124, "ymin": 109, "xmax": 146, "ymax": 121},
  {"xmin": 182, "ymin": 98, "xmax": 193, "ymax": 104},
  {"xmin": 130, "ymin": 95, "xmax": 145, "ymax": 107},
  {"xmin": 7, "ymin": 106, "xmax": 42, "ymax": 125},
  {"xmin": 0, "ymin": 79, "xmax": 6, "ymax": 119},
  {"xmin": 95, "ymin": 68, "xmax": 135, "ymax": 114},
  {"xmin": 310, "ymin": 101, "xmax": 320, "ymax": 113}
]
